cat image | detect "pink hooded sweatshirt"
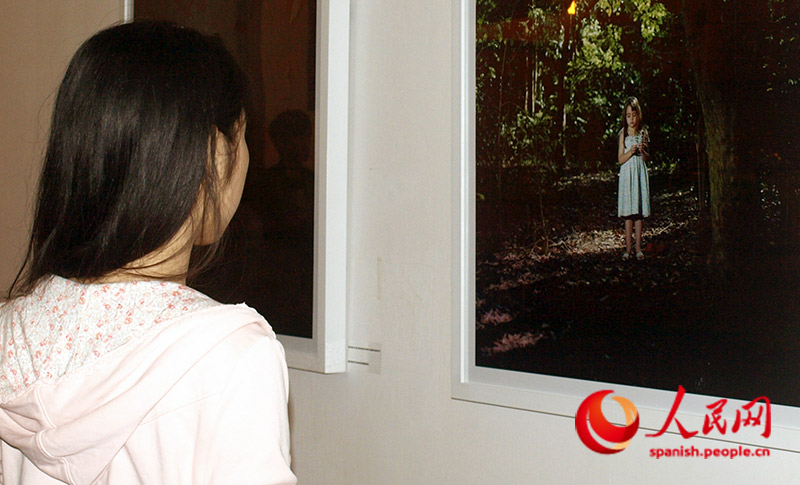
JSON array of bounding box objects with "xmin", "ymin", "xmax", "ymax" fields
[{"xmin": 0, "ymin": 276, "xmax": 296, "ymax": 484}]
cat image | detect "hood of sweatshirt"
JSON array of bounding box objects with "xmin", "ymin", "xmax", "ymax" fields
[{"xmin": 0, "ymin": 276, "xmax": 271, "ymax": 484}]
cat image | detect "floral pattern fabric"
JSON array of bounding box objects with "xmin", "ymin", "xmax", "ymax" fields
[{"xmin": 0, "ymin": 276, "xmax": 220, "ymax": 401}]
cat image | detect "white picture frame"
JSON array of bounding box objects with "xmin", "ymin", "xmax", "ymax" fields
[
  {"xmin": 451, "ymin": 0, "xmax": 800, "ymax": 451},
  {"xmin": 280, "ymin": 0, "xmax": 348, "ymax": 373},
  {"xmin": 127, "ymin": 0, "xmax": 348, "ymax": 373}
]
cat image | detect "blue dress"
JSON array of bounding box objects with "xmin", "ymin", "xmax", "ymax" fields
[{"xmin": 618, "ymin": 134, "xmax": 650, "ymax": 217}]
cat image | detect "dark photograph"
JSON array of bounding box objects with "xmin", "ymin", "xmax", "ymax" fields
[
  {"xmin": 136, "ymin": 0, "xmax": 317, "ymax": 338},
  {"xmin": 474, "ymin": 0, "xmax": 800, "ymax": 406}
]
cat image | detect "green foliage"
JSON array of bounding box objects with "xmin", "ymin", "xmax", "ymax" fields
[
  {"xmin": 503, "ymin": 110, "xmax": 557, "ymax": 169},
  {"xmin": 476, "ymin": 0, "xmax": 699, "ymax": 192},
  {"xmin": 476, "ymin": 0, "xmax": 800, "ymax": 279}
]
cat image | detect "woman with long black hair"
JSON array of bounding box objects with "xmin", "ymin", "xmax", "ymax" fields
[{"xmin": 0, "ymin": 22, "xmax": 295, "ymax": 484}]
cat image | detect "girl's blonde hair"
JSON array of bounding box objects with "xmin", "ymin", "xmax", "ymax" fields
[{"xmin": 620, "ymin": 96, "xmax": 643, "ymax": 136}]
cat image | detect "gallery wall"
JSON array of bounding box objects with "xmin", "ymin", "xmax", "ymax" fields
[
  {"xmin": 288, "ymin": 1, "xmax": 800, "ymax": 482},
  {"xmin": 1, "ymin": 1, "xmax": 798, "ymax": 483},
  {"xmin": 0, "ymin": 0, "xmax": 125, "ymax": 290}
]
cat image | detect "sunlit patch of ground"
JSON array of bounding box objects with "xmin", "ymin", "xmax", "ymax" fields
[
  {"xmin": 552, "ymin": 228, "xmax": 620, "ymax": 254},
  {"xmin": 476, "ymin": 308, "xmax": 513, "ymax": 329},
  {"xmin": 556, "ymin": 170, "xmax": 617, "ymax": 189},
  {"xmin": 476, "ymin": 170, "xmax": 706, "ymax": 358},
  {"xmin": 480, "ymin": 331, "xmax": 545, "ymax": 356}
]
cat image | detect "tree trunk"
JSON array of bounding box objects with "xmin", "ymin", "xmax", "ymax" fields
[
  {"xmin": 679, "ymin": 0, "xmax": 767, "ymax": 284},
  {"xmin": 554, "ymin": 0, "xmax": 575, "ymax": 166},
  {"xmin": 555, "ymin": 40, "xmax": 567, "ymax": 166}
]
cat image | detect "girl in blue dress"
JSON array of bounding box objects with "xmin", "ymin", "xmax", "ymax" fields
[{"xmin": 617, "ymin": 96, "xmax": 650, "ymax": 260}]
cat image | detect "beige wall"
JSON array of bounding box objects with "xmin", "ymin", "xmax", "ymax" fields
[
  {"xmin": 2, "ymin": 2, "xmax": 799, "ymax": 483},
  {"xmin": 0, "ymin": 0, "xmax": 124, "ymax": 290}
]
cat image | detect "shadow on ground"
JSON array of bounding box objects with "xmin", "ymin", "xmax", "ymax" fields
[{"xmin": 476, "ymin": 169, "xmax": 800, "ymax": 406}]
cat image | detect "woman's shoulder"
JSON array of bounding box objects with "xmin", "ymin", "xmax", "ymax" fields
[{"xmin": 0, "ymin": 276, "xmax": 239, "ymax": 401}]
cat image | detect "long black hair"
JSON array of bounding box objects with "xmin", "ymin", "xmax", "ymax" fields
[{"xmin": 8, "ymin": 21, "xmax": 247, "ymax": 297}]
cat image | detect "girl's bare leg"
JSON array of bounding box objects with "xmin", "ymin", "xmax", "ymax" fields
[
  {"xmin": 634, "ymin": 219, "xmax": 643, "ymax": 254},
  {"xmin": 624, "ymin": 219, "xmax": 633, "ymax": 256}
]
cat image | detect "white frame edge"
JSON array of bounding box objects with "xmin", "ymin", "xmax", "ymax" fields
[
  {"xmin": 280, "ymin": 0, "xmax": 349, "ymax": 373},
  {"xmin": 123, "ymin": 0, "xmax": 133, "ymax": 22},
  {"xmin": 451, "ymin": 0, "xmax": 800, "ymax": 452},
  {"xmin": 126, "ymin": 0, "xmax": 349, "ymax": 373}
]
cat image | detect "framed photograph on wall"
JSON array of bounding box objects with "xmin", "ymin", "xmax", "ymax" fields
[
  {"xmin": 128, "ymin": 0, "xmax": 348, "ymax": 373},
  {"xmin": 452, "ymin": 0, "xmax": 800, "ymax": 450}
]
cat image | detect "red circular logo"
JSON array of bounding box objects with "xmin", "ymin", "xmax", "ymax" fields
[{"xmin": 575, "ymin": 390, "xmax": 639, "ymax": 454}]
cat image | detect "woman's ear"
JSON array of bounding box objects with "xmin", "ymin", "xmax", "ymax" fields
[
  {"xmin": 190, "ymin": 117, "xmax": 248, "ymax": 247},
  {"xmin": 214, "ymin": 127, "xmax": 234, "ymax": 181},
  {"xmin": 186, "ymin": 129, "xmax": 225, "ymax": 246}
]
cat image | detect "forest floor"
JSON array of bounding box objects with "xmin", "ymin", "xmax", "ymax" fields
[{"xmin": 476, "ymin": 169, "xmax": 800, "ymax": 406}]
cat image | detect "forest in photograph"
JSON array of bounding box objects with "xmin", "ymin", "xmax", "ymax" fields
[{"xmin": 474, "ymin": 0, "xmax": 800, "ymax": 405}]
